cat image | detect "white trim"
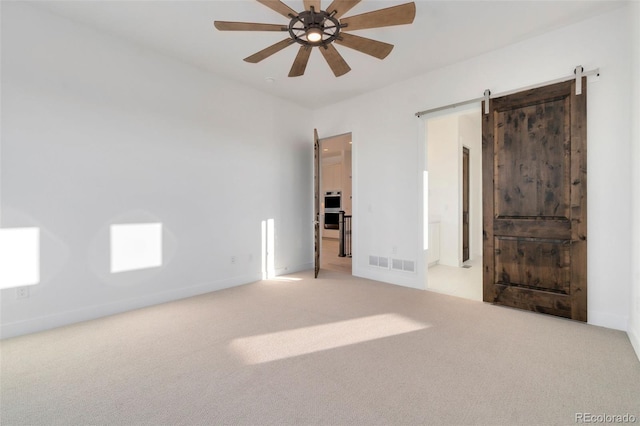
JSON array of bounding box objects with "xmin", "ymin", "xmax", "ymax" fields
[
  {"xmin": 0, "ymin": 266, "xmax": 322, "ymax": 339},
  {"xmin": 629, "ymin": 321, "xmax": 640, "ymax": 362},
  {"xmin": 588, "ymin": 310, "xmax": 628, "ymax": 332}
]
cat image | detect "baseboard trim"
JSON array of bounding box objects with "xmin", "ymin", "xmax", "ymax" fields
[
  {"xmin": 0, "ymin": 273, "xmax": 262, "ymax": 340},
  {"xmin": 628, "ymin": 320, "xmax": 640, "ymax": 363},
  {"xmin": 353, "ymin": 267, "xmax": 424, "ymax": 290},
  {"xmin": 588, "ymin": 310, "xmax": 628, "ymax": 332},
  {"xmin": 275, "ymin": 262, "xmax": 314, "ymax": 276}
]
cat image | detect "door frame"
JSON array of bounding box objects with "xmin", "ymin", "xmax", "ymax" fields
[
  {"xmin": 314, "ymin": 129, "xmax": 320, "ymax": 278},
  {"xmin": 462, "ymin": 145, "xmax": 470, "ymax": 263},
  {"xmin": 315, "ymin": 131, "xmax": 354, "ymax": 276},
  {"xmin": 420, "ymin": 103, "xmax": 483, "ymax": 293}
]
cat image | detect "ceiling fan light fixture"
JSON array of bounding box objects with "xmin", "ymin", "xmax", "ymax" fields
[
  {"xmin": 214, "ymin": 1, "xmax": 417, "ymax": 77},
  {"xmin": 306, "ymin": 27, "xmax": 323, "ymax": 43}
]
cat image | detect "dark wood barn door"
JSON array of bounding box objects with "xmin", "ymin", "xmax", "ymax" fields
[
  {"xmin": 314, "ymin": 129, "xmax": 320, "ymax": 278},
  {"xmin": 482, "ymin": 79, "xmax": 587, "ymax": 321}
]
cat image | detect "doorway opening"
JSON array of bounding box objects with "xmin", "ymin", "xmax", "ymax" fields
[
  {"xmin": 319, "ymin": 132, "xmax": 352, "ymax": 275},
  {"xmin": 424, "ymin": 106, "xmax": 482, "ymax": 301}
]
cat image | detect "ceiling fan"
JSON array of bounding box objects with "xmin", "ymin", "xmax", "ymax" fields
[{"xmin": 214, "ymin": 0, "xmax": 416, "ymax": 77}]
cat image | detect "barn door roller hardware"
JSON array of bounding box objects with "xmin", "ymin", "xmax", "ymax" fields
[
  {"xmin": 484, "ymin": 89, "xmax": 491, "ymax": 114},
  {"xmin": 415, "ymin": 65, "xmax": 599, "ymax": 118},
  {"xmin": 574, "ymin": 65, "xmax": 584, "ymax": 95}
]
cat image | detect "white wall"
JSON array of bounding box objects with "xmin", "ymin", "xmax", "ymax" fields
[
  {"xmin": 313, "ymin": 5, "xmax": 635, "ymax": 331},
  {"xmin": 427, "ymin": 115, "xmax": 460, "ymax": 266},
  {"xmin": 629, "ymin": 1, "xmax": 640, "ymax": 360},
  {"xmin": 0, "ymin": 3, "xmax": 313, "ymax": 338}
]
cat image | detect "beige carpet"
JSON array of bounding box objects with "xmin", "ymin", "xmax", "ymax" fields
[{"xmin": 1, "ymin": 269, "xmax": 639, "ymax": 425}]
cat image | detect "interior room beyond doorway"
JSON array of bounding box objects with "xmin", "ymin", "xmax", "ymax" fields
[
  {"xmin": 425, "ymin": 106, "xmax": 482, "ymax": 301},
  {"xmin": 319, "ymin": 133, "xmax": 352, "ymax": 274}
]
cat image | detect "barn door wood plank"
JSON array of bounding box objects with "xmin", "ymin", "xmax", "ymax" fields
[
  {"xmin": 570, "ymin": 78, "xmax": 588, "ymax": 321},
  {"xmin": 482, "ymin": 79, "xmax": 587, "ymax": 321}
]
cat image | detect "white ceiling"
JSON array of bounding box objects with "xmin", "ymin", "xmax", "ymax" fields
[{"xmin": 31, "ymin": 0, "xmax": 625, "ymax": 109}]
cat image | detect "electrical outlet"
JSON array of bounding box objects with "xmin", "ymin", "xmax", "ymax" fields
[
  {"xmin": 231, "ymin": 256, "xmax": 237, "ymax": 264},
  {"xmin": 16, "ymin": 287, "xmax": 30, "ymax": 299}
]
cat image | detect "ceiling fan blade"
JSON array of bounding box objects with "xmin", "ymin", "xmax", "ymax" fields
[
  {"xmin": 303, "ymin": 0, "xmax": 321, "ymax": 11},
  {"xmin": 244, "ymin": 38, "xmax": 295, "ymax": 63},
  {"xmin": 325, "ymin": 0, "xmax": 361, "ymax": 19},
  {"xmin": 341, "ymin": 2, "xmax": 416, "ymax": 31},
  {"xmin": 214, "ymin": 21, "xmax": 286, "ymax": 31},
  {"xmin": 334, "ymin": 33, "xmax": 393, "ymax": 59},
  {"xmin": 289, "ymin": 46, "xmax": 313, "ymax": 77},
  {"xmin": 256, "ymin": 0, "xmax": 298, "ymax": 19},
  {"xmin": 319, "ymin": 44, "xmax": 351, "ymax": 77}
]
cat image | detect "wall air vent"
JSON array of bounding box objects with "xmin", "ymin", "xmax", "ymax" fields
[
  {"xmin": 392, "ymin": 259, "xmax": 416, "ymax": 273},
  {"xmin": 403, "ymin": 260, "xmax": 415, "ymax": 273},
  {"xmin": 392, "ymin": 258, "xmax": 403, "ymax": 271},
  {"xmin": 369, "ymin": 255, "xmax": 389, "ymax": 269}
]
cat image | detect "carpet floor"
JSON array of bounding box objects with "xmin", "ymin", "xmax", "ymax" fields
[{"xmin": 1, "ymin": 269, "xmax": 639, "ymax": 425}]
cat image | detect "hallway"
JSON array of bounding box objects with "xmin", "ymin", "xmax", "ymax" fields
[{"xmin": 320, "ymin": 238, "xmax": 351, "ymax": 275}]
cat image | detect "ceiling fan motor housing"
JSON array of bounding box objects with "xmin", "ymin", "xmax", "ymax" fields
[{"xmin": 288, "ymin": 8, "xmax": 342, "ymax": 47}]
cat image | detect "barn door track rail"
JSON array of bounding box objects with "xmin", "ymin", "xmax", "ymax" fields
[{"xmin": 415, "ymin": 66, "xmax": 599, "ymax": 118}]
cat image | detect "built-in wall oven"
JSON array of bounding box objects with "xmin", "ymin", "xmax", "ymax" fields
[{"xmin": 324, "ymin": 191, "xmax": 341, "ymax": 229}]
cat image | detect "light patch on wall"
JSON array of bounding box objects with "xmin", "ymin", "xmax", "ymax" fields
[
  {"xmin": 110, "ymin": 223, "xmax": 162, "ymax": 273},
  {"xmin": 0, "ymin": 227, "xmax": 40, "ymax": 289},
  {"xmin": 261, "ymin": 219, "xmax": 275, "ymax": 279},
  {"xmin": 230, "ymin": 313, "xmax": 431, "ymax": 364},
  {"xmin": 423, "ymin": 170, "xmax": 429, "ymax": 250}
]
